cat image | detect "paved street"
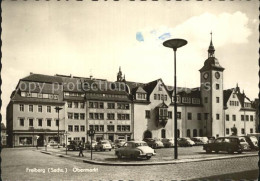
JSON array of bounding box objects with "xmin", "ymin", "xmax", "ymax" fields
[
  {"xmin": 1, "ymin": 147, "xmax": 258, "ymax": 180},
  {"xmin": 36, "ymin": 145, "xmax": 258, "ymax": 163}
]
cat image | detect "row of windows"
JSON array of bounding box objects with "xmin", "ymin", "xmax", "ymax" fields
[
  {"xmin": 21, "ymin": 92, "xmax": 59, "ymax": 100},
  {"xmin": 19, "ymin": 104, "xmax": 58, "ymax": 113},
  {"xmin": 89, "ymin": 113, "xmax": 130, "ymax": 120},
  {"xmin": 172, "ymin": 97, "xmax": 200, "ymax": 104},
  {"xmin": 68, "ymin": 125, "xmax": 85, "ymax": 132},
  {"xmin": 89, "ymin": 102, "xmax": 130, "ymax": 110},
  {"xmin": 154, "ymin": 94, "xmax": 168, "ymax": 101},
  {"xmin": 226, "ymin": 114, "xmax": 254, "ymax": 121},
  {"xmin": 19, "ymin": 118, "xmax": 59, "ymax": 127},
  {"xmin": 186, "ymin": 129, "xmax": 203, "ymax": 137},
  {"xmin": 145, "ymin": 111, "xmax": 209, "ymax": 121},
  {"xmin": 64, "ymin": 92, "xmax": 85, "ymax": 97},
  {"xmin": 226, "ymin": 128, "xmax": 254, "ymax": 135},
  {"xmin": 85, "ymin": 93, "xmax": 128, "ymax": 99},
  {"xmin": 68, "ymin": 113, "xmax": 85, "ymax": 120},
  {"xmin": 230, "ymin": 101, "xmax": 239, "ymax": 106},
  {"xmin": 89, "ymin": 125, "xmax": 130, "ymax": 132},
  {"xmin": 136, "ymin": 93, "xmax": 147, "ymax": 100},
  {"xmin": 67, "ymin": 102, "xmax": 85, "ymax": 109}
]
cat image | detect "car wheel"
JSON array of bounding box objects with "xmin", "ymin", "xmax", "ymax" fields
[
  {"xmin": 109, "ymin": 149, "xmax": 111, "ymax": 151},
  {"xmin": 100, "ymin": 148, "xmax": 103, "ymax": 151},
  {"xmin": 227, "ymin": 148, "xmax": 234, "ymax": 154},
  {"xmin": 116, "ymin": 152, "xmax": 122, "ymax": 159},
  {"xmin": 206, "ymin": 148, "xmax": 212, "ymax": 153},
  {"xmin": 238, "ymin": 150, "xmax": 242, "ymax": 154},
  {"xmin": 215, "ymin": 150, "xmax": 219, "ymax": 153},
  {"xmin": 146, "ymin": 156, "xmax": 151, "ymax": 160}
]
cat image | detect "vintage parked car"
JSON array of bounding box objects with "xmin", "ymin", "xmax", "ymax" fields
[
  {"xmin": 114, "ymin": 139, "xmax": 126, "ymax": 148},
  {"xmin": 191, "ymin": 137, "xmax": 204, "ymax": 146},
  {"xmin": 241, "ymin": 136, "xmax": 258, "ymax": 151},
  {"xmin": 115, "ymin": 141, "xmax": 156, "ymax": 159},
  {"xmin": 178, "ymin": 137, "xmax": 195, "ymax": 147},
  {"xmin": 85, "ymin": 140, "xmax": 97, "ymax": 150},
  {"xmin": 67, "ymin": 141, "xmax": 80, "ymax": 151},
  {"xmin": 203, "ymin": 136, "xmax": 250, "ymax": 154},
  {"xmin": 143, "ymin": 138, "xmax": 164, "ymax": 149},
  {"xmin": 108, "ymin": 140, "xmax": 115, "ymax": 149},
  {"xmin": 161, "ymin": 138, "xmax": 175, "ymax": 148},
  {"xmin": 94, "ymin": 140, "xmax": 112, "ymax": 151}
]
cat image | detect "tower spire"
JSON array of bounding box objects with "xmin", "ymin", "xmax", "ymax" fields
[
  {"xmin": 208, "ymin": 31, "xmax": 215, "ymax": 58},
  {"xmin": 117, "ymin": 66, "xmax": 123, "ymax": 81}
]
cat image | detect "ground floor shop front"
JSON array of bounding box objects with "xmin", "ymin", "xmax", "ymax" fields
[{"xmin": 9, "ymin": 130, "xmax": 65, "ymax": 147}]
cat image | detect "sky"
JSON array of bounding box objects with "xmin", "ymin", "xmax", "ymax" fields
[{"xmin": 2, "ymin": 1, "xmax": 259, "ymax": 125}]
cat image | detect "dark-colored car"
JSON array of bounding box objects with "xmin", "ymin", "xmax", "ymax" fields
[
  {"xmin": 143, "ymin": 138, "xmax": 164, "ymax": 149},
  {"xmin": 203, "ymin": 136, "xmax": 249, "ymax": 154},
  {"xmin": 242, "ymin": 136, "xmax": 258, "ymax": 150},
  {"xmin": 67, "ymin": 141, "xmax": 80, "ymax": 151}
]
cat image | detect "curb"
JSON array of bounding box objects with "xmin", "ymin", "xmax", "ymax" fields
[
  {"xmin": 82, "ymin": 153, "xmax": 258, "ymax": 166},
  {"xmin": 39, "ymin": 150, "xmax": 258, "ymax": 166}
]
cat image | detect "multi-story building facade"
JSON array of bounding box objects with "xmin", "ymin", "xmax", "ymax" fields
[{"xmin": 6, "ymin": 37, "xmax": 258, "ymax": 147}]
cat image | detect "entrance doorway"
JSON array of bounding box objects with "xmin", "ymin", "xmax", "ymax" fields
[{"xmin": 143, "ymin": 130, "xmax": 152, "ymax": 139}]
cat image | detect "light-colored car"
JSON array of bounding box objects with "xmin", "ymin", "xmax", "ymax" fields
[
  {"xmin": 161, "ymin": 138, "xmax": 175, "ymax": 148},
  {"xmin": 115, "ymin": 141, "xmax": 156, "ymax": 160},
  {"xmin": 85, "ymin": 140, "xmax": 97, "ymax": 150},
  {"xmin": 143, "ymin": 138, "xmax": 164, "ymax": 149},
  {"xmin": 178, "ymin": 137, "xmax": 195, "ymax": 147},
  {"xmin": 95, "ymin": 140, "xmax": 112, "ymax": 151},
  {"xmin": 191, "ymin": 137, "xmax": 207, "ymax": 146},
  {"xmin": 114, "ymin": 139, "xmax": 126, "ymax": 148}
]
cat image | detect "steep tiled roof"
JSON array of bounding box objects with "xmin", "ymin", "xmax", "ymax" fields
[
  {"xmin": 223, "ymin": 89, "xmax": 233, "ymax": 107},
  {"xmin": 21, "ymin": 74, "xmax": 63, "ymax": 84}
]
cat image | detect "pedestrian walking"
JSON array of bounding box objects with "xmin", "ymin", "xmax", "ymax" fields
[{"xmin": 78, "ymin": 142, "xmax": 84, "ymax": 157}]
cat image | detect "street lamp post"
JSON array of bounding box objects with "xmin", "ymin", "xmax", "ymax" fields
[
  {"xmin": 55, "ymin": 106, "xmax": 63, "ymax": 148},
  {"xmin": 163, "ymin": 38, "xmax": 187, "ymax": 159}
]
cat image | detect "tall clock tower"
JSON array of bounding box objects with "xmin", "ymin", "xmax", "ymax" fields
[{"xmin": 199, "ymin": 33, "xmax": 225, "ymax": 137}]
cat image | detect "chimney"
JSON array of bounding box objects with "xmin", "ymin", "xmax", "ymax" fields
[
  {"xmin": 70, "ymin": 74, "xmax": 73, "ymax": 78},
  {"xmin": 30, "ymin": 72, "xmax": 33, "ymax": 75},
  {"xmin": 90, "ymin": 75, "xmax": 93, "ymax": 80}
]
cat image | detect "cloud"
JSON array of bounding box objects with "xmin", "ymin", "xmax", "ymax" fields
[
  {"xmin": 136, "ymin": 11, "xmax": 251, "ymax": 49},
  {"xmin": 119, "ymin": 11, "xmax": 252, "ymax": 88}
]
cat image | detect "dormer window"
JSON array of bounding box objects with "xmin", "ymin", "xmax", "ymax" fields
[
  {"xmin": 136, "ymin": 93, "xmax": 146, "ymax": 100},
  {"xmin": 182, "ymin": 97, "xmax": 191, "ymax": 103},
  {"xmin": 244, "ymin": 102, "xmax": 251, "ymax": 108},
  {"xmin": 192, "ymin": 98, "xmax": 200, "ymax": 104}
]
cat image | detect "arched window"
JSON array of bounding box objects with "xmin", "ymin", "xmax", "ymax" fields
[
  {"xmin": 161, "ymin": 129, "xmax": 166, "ymax": 138},
  {"xmin": 193, "ymin": 129, "xmax": 197, "ymax": 137},
  {"xmin": 143, "ymin": 130, "xmax": 152, "ymax": 139},
  {"xmin": 187, "ymin": 129, "xmax": 191, "ymax": 137},
  {"xmin": 199, "ymin": 129, "xmax": 203, "ymax": 137}
]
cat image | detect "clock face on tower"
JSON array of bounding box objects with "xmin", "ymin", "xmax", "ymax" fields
[
  {"xmin": 215, "ymin": 72, "xmax": 220, "ymax": 79},
  {"xmin": 203, "ymin": 72, "xmax": 209, "ymax": 80}
]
